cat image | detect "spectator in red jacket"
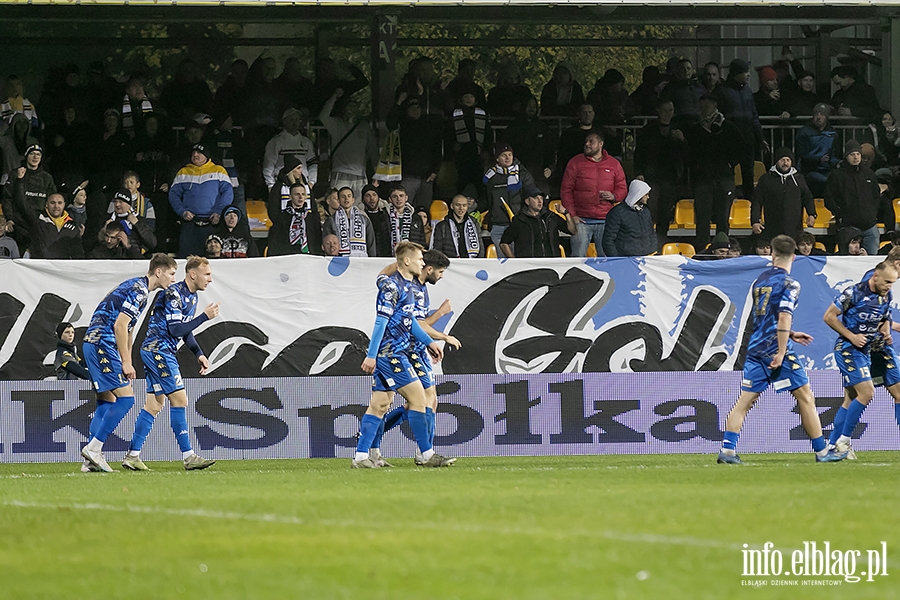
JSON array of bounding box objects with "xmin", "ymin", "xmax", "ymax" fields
[{"xmin": 559, "ymin": 130, "xmax": 627, "ymax": 256}]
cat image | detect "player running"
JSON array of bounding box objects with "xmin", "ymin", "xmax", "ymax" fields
[
  {"xmin": 824, "ymin": 261, "xmax": 899, "ymax": 459},
  {"xmin": 123, "ymin": 256, "xmax": 219, "ymax": 471},
  {"xmin": 368, "ymin": 249, "xmax": 462, "ymax": 467},
  {"xmin": 718, "ymin": 235, "xmax": 847, "ymax": 464},
  {"xmin": 354, "ymin": 241, "xmax": 454, "ymax": 468},
  {"xmin": 81, "ymin": 253, "xmax": 178, "ymax": 473}
]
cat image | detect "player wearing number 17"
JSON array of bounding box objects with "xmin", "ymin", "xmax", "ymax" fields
[{"xmin": 717, "ymin": 235, "xmax": 847, "ymax": 464}]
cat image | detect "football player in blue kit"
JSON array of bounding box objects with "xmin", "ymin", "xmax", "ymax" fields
[
  {"xmin": 81, "ymin": 253, "xmax": 178, "ymax": 473},
  {"xmin": 824, "ymin": 261, "xmax": 899, "ymax": 459},
  {"xmin": 123, "ymin": 256, "xmax": 220, "ymax": 471},
  {"xmin": 718, "ymin": 235, "xmax": 847, "ymax": 464},
  {"xmin": 368, "ymin": 249, "xmax": 462, "ymax": 467},
  {"xmin": 354, "ymin": 241, "xmax": 454, "ymax": 468}
]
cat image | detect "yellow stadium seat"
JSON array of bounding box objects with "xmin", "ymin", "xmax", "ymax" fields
[
  {"xmin": 812, "ymin": 199, "xmax": 834, "ymax": 228},
  {"xmin": 661, "ymin": 242, "xmax": 696, "ymax": 257},
  {"xmin": 814, "ymin": 242, "xmax": 827, "ymax": 252},
  {"xmin": 734, "ymin": 161, "xmax": 767, "ymax": 187},
  {"xmin": 893, "ymin": 198, "xmax": 900, "ymax": 225},
  {"xmin": 674, "ymin": 199, "xmax": 695, "ymax": 228},
  {"xmin": 881, "ymin": 240, "xmax": 892, "ymax": 249},
  {"xmin": 245, "ymin": 200, "xmax": 271, "ymax": 230},
  {"xmin": 548, "ymin": 200, "xmax": 566, "ymax": 219},
  {"xmin": 729, "ymin": 199, "xmax": 752, "ymax": 228},
  {"xmin": 587, "ymin": 243, "xmax": 598, "ymax": 257},
  {"xmin": 486, "ymin": 244, "xmax": 497, "ymax": 258},
  {"xmin": 430, "ymin": 200, "xmax": 449, "ymax": 222},
  {"xmin": 559, "ymin": 245, "xmax": 566, "ymax": 257}
]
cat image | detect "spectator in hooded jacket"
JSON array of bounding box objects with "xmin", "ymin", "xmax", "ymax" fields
[
  {"xmin": 751, "ymin": 147, "xmax": 816, "ymax": 243},
  {"xmin": 540, "ymin": 62, "xmax": 585, "ymax": 118},
  {"xmin": 2, "ymin": 143, "xmax": 55, "ymax": 217},
  {"xmin": 713, "ymin": 58, "xmax": 764, "ymax": 200},
  {"xmin": 500, "ymin": 186, "xmax": 575, "ymax": 258},
  {"xmin": 109, "ymin": 189, "xmax": 156, "ymax": 254},
  {"xmin": 262, "ymin": 107, "xmax": 316, "ymax": 192},
  {"xmin": 432, "ymin": 194, "xmax": 485, "ymax": 259},
  {"xmin": 559, "ymin": 130, "xmax": 627, "ymax": 257},
  {"xmin": 796, "ymin": 102, "xmax": 840, "ymax": 197},
  {"xmin": 825, "ymin": 139, "xmax": 882, "ymax": 255},
  {"xmin": 169, "ymin": 142, "xmax": 233, "ymax": 257},
  {"xmin": 54, "ymin": 322, "xmax": 89, "ymax": 381},
  {"xmin": 11, "ymin": 171, "xmax": 82, "ymax": 259},
  {"xmin": 602, "ymin": 179, "xmax": 655, "ymax": 257},
  {"xmin": 482, "ymin": 142, "xmax": 537, "ymax": 249},
  {"xmin": 214, "ymin": 204, "xmax": 259, "ymax": 258},
  {"xmin": 266, "ymin": 153, "xmax": 310, "ymax": 220}
]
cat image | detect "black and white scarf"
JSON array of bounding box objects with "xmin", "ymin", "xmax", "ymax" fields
[
  {"xmin": 449, "ymin": 216, "xmax": 481, "ymax": 258},
  {"xmin": 453, "ymin": 107, "xmax": 486, "ymax": 153},
  {"xmin": 286, "ymin": 204, "xmax": 308, "ymax": 253},
  {"xmin": 482, "ymin": 162, "xmax": 521, "ymax": 192},
  {"xmin": 388, "ymin": 203, "xmax": 414, "ymax": 254},
  {"xmin": 121, "ymin": 94, "xmax": 153, "ymax": 138},
  {"xmin": 336, "ymin": 207, "xmax": 368, "ymax": 257}
]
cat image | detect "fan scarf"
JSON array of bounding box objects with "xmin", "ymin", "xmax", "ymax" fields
[
  {"xmin": 286, "ymin": 204, "xmax": 309, "ymax": 253},
  {"xmin": 482, "ymin": 162, "xmax": 521, "ymax": 192},
  {"xmin": 449, "ymin": 216, "xmax": 480, "ymax": 258},
  {"xmin": 452, "ymin": 107, "xmax": 486, "ymax": 153},
  {"xmin": 388, "ymin": 203, "xmax": 414, "ymax": 255},
  {"xmin": 121, "ymin": 95, "xmax": 154, "ymax": 138},
  {"xmin": 335, "ymin": 207, "xmax": 368, "ymax": 256}
]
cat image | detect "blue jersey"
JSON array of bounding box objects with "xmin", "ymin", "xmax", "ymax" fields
[
  {"xmin": 745, "ymin": 267, "xmax": 800, "ymax": 360},
  {"xmin": 375, "ymin": 272, "xmax": 416, "ymax": 358},
  {"xmin": 84, "ymin": 276, "xmax": 150, "ymax": 346},
  {"xmin": 409, "ymin": 278, "xmax": 430, "ymax": 356},
  {"xmin": 142, "ymin": 280, "xmax": 199, "ymax": 355},
  {"xmin": 832, "ymin": 279, "xmax": 893, "ymax": 353}
]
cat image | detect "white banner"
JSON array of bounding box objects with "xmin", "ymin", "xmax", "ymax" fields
[{"xmin": 0, "ymin": 254, "xmax": 888, "ymax": 380}]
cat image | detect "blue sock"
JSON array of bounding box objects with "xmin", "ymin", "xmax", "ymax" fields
[
  {"xmin": 89, "ymin": 400, "xmax": 113, "ymax": 440},
  {"xmin": 895, "ymin": 403, "xmax": 900, "ymax": 427},
  {"xmin": 95, "ymin": 396, "xmax": 135, "ymax": 443},
  {"xmin": 129, "ymin": 409, "xmax": 156, "ymax": 453},
  {"xmin": 407, "ymin": 410, "xmax": 432, "ymax": 453},
  {"xmin": 841, "ymin": 400, "xmax": 868, "ymax": 438},
  {"xmin": 371, "ymin": 419, "xmax": 386, "ymax": 451},
  {"xmin": 810, "ymin": 435, "xmax": 827, "ymax": 453},
  {"xmin": 356, "ymin": 414, "xmax": 383, "ymax": 453},
  {"xmin": 829, "ymin": 407, "xmax": 848, "ymax": 445},
  {"xmin": 426, "ymin": 407, "xmax": 435, "ymax": 447},
  {"xmin": 722, "ymin": 430, "xmax": 739, "ymax": 451},
  {"xmin": 383, "ymin": 406, "xmax": 407, "ymax": 432},
  {"xmin": 170, "ymin": 406, "xmax": 192, "ymax": 453}
]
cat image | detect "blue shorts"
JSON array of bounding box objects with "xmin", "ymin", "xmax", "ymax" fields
[
  {"xmin": 372, "ymin": 354, "xmax": 420, "ymax": 392},
  {"xmin": 83, "ymin": 341, "xmax": 129, "ymax": 393},
  {"xmin": 141, "ymin": 349, "xmax": 184, "ymax": 396},
  {"xmin": 741, "ymin": 353, "xmax": 809, "ymax": 393},
  {"xmin": 407, "ymin": 347, "xmax": 434, "ymax": 390},
  {"xmin": 870, "ymin": 345, "xmax": 900, "ymax": 388},
  {"xmin": 835, "ymin": 347, "xmax": 873, "ymax": 388}
]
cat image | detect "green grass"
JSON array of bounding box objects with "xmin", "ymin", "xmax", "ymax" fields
[{"xmin": 1, "ymin": 453, "xmax": 898, "ymax": 600}]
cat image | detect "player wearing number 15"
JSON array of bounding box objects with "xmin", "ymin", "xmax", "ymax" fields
[
  {"xmin": 718, "ymin": 235, "xmax": 847, "ymax": 465},
  {"xmin": 823, "ymin": 261, "xmax": 899, "ymax": 459}
]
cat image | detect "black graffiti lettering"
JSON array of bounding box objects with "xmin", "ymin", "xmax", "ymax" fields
[
  {"xmin": 0, "ymin": 293, "xmax": 70, "ymax": 380},
  {"xmin": 176, "ymin": 322, "xmax": 271, "ymax": 379},
  {"xmin": 194, "ymin": 387, "xmax": 288, "ymax": 450},
  {"xmin": 10, "ymin": 389, "xmax": 125, "ymax": 452},
  {"xmin": 493, "ymin": 381, "xmax": 543, "ymax": 445},
  {"xmin": 650, "ymin": 399, "xmax": 724, "ymax": 442},
  {"xmin": 297, "ymin": 403, "xmax": 367, "ymax": 458},
  {"xmin": 434, "ymin": 403, "xmax": 484, "ymax": 446},
  {"xmin": 0, "ymin": 292, "xmax": 25, "ymax": 358},
  {"xmin": 264, "ymin": 326, "xmax": 369, "ymax": 377},
  {"xmin": 548, "ymin": 380, "xmax": 644, "ymax": 444},
  {"xmin": 584, "ymin": 289, "xmax": 730, "ymax": 372},
  {"xmin": 790, "ymin": 396, "xmax": 864, "ymax": 440},
  {"xmin": 444, "ymin": 268, "xmax": 607, "ymax": 374}
]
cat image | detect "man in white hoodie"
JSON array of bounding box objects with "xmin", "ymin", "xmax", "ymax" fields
[
  {"xmin": 262, "ymin": 107, "xmax": 317, "ymax": 191},
  {"xmin": 751, "ymin": 147, "xmax": 815, "ymax": 243},
  {"xmin": 602, "ymin": 179, "xmax": 655, "ymax": 257}
]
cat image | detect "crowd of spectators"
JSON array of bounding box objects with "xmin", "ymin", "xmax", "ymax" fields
[{"xmin": 0, "ymin": 49, "xmax": 896, "ymax": 263}]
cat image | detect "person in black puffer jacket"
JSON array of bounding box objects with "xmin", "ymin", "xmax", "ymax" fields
[
  {"xmin": 825, "ymin": 139, "xmax": 882, "ymax": 255},
  {"xmin": 751, "ymin": 147, "xmax": 816, "ymax": 243}
]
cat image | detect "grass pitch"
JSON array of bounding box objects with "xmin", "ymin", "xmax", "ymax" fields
[{"xmin": 1, "ymin": 453, "xmax": 898, "ymax": 600}]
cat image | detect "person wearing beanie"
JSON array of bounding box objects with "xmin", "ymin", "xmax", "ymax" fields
[
  {"xmin": 9, "ymin": 168, "xmax": 82, "ymax": 259},
  {"xmin": 447, "ymin": 82, "xmax": 493, "ymax": 199},
  {"xmin": 696, "ymin": 231, "xmax": 733, "ymax": 260},
  {"xmin": 540, "ymin": 62, "xmax": 585, "ymax": 117},
  {"xmin": 481, "ymin": 141, "xmax": 538, "ymax": 248},
  {"xmin": 1, "ymin": 136, "xmax": 55, "ymax": 253},
  {"xmin": 267, "ymin": 153, "xmax": 310, "ymax": 221},
  {"xmin": 54, "ymin": 322, "xmax": 90, "ymax": 381},
  {"xmin": 445, "ymin": 59, "xmax": 487, "ymax": 115},
  {"xmin": 168, "ymin": 142, "xmax": 233, "ymax": 257},
  {"xmin": 602, "ymin": 179, "xmax": 655, "ymax": 257},
  {"xmin": 262, "ymin": 106, "xmax": 316, "ymax": 192},
  {"xmin": 109, "ymin": 188, "xmax": 157, "ymax": 254},
  {"xmin": 751, "ymin": 147, "xmax": 815, "ymax": 243},
  {"xmin": 213, "ymin": 203, "xmax": 258, "ymax": 258},
  {"xmin": 499, "ymin": 186, "xmax": 575, "ymax": 258},
  {"xmin": 753, "ymin": 66, "xmax": 787, "ymax": 118},
  {"xmin": 824, "ymin": 138, "xmax": 882, "ymax": 255},
  {"xmin": 660, "ymin": 58, "xmax": 704, "ymax": 128},
  {"xmin": 712, "ymin": 57, "xmax": 764, "ymax": 200},
  {"xmin": 360, "ymin": 183, "xmax": 392, "ymax": 257}
]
